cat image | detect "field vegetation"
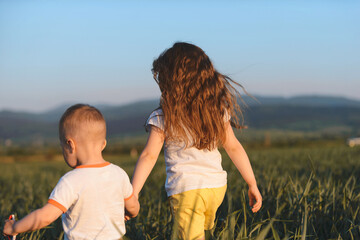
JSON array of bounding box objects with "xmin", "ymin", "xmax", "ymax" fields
[{"xmin": 0, "ymin": 135, "xmax": 359, "ymax": 239}]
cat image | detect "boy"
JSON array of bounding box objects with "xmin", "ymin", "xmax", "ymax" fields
[{"xmin": 3, "ymin": 104, "xmax": 139, "ymax": 239}]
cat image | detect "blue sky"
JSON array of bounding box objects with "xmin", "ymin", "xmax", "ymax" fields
[{"xmin": 0, "ymin": 0, "xmax": 359, "ymax": 112}]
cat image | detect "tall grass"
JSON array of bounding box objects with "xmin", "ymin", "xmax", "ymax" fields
[{"xmin": 1, "ymin": 145, "xmax": 359, "ymax": 239}]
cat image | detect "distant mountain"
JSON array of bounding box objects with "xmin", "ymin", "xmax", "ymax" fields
[
  {"xmin": 0, "ymin": 112, "xmax": 56, "ymax": 142},
  {"xmin": 1, "ymin": 95, "xmax": 359, "ymax": 143},
  {"xmin": 242, "ymin": 95, "xmax": 360, "ymax": 107},
  {"xmin": 0, "ymin": 99, "xmax": 160, "ymax": 143},
  {"xmin": 244, "ymin": 105, "xmax": 360, "ymax": 130}
]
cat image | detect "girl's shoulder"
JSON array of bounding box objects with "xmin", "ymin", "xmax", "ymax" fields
[
  {"xmin": 146, "ymin": 108, "xmax": 164, "ymax": 131},
  {"xmin": 148, "ymin": 108, "xmax": 163, "ymax": 118}
]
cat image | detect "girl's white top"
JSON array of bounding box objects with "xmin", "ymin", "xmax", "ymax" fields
[{"xmin": 147, "ymin": 109, "xmax": 227, "ymax": 197}]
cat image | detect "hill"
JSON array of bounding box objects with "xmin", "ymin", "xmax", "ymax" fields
[{"xmin": 1, "ymin": 96, "xmax": 359, "ymax": 144}]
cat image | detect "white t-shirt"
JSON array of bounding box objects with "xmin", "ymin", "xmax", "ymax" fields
[
  {"xmin": 146, "ymin": 109, "xmax": 227, "ymax": 197},
  {"xmin": 48, "ymin": 162, "xmax": 133, "ymax": 240}
]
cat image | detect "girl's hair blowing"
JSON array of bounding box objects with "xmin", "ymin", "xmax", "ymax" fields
[{"xmin": 152, "ymin": 42, "xmax": 245, "ymax": 150}]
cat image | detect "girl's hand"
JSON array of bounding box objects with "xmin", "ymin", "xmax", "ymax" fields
[
  {"xmin": 124, "ymin": 214, "xmax": 131, "ymax": 222},
  {"xmin": 248, "ymin": 185, "xmax": 262, "ymax": 213},
  {"xmin": 3, "ymin": 219, "xmax": 16, "ymax": 236}
]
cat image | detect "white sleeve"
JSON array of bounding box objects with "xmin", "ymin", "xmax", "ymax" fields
[
  {"xmin": 224, "ymin": 109, "xmax": 231, "ymax": 122},
  {"xmin": 48, "ymin": 176, "xmax": 76, "ymax": 213},
  {"xmin": 145, "ymin": 109, "xmax": 165, "ymax": 132},
  {"xmin": 120, "ymin": 170, "xmax": 133, "ymax": 200}
]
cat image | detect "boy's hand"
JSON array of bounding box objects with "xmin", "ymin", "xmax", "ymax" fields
[
  {"xmin": 3, "ymin": 219, "xmax": 16, "ymax": 236},
  {"xmin": 248, "ymin": 185, "xmax": 262, "ymax": 213}
]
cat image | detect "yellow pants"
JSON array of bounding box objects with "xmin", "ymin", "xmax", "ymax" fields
[{"xmin": 169, "ymin": 185, "xmax": 227, "ymax": 240}]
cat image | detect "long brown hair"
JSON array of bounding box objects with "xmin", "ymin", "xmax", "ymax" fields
[{"xmin": 152, "ymin": 42, "xmax": 245, "ymax": 150}]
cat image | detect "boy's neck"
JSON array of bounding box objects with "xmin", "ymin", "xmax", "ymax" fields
[
  {"xmin": 71, "ymin": 138, "xmax": 107, "ymax": 168},
  {"xmin": 75, "ymin": 160, "xmax": 109, "ymax": 169},
  {"xmin": 76, "ymin": 156, "xmax": 107, "ymax": 167}
]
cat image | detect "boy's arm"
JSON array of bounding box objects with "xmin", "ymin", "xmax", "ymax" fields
[
  {"xmin": 124, "ymin": 194, "xmax": 140, "ymax": 220},
  {"xmin": 131, "ymin": 126, "xmax": 164, "ymax": 198},
  {"xmin": 3, "ymin": 203, "xmax": 62, "ymax": 236},
  {"xmin": 222, "ymin": 121, "xmax": 262, "ymax": 212}
]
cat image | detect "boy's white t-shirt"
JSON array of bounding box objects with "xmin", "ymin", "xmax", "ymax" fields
[
  {"xmin": 48, "ymin": 162, "xmax": 133, "ymax": 240},
  {"xmin": 146, "ymin": 109, "xmax": 227, "ymax": 197}
]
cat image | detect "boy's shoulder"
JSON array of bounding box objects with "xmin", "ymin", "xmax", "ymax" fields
[
  {"xmin": 61, "ymin": 163, "xmax": 128, "ymax": 181},
  {"xmin": 107, "ymin": 163, "xmax": 129, "ymax": 178}
]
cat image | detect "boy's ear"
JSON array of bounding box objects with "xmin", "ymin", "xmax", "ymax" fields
[
  {"xmin": 66, "ymin": 139, "xmax": 76, "ymax": 153},
  {"xmin": 101, "ymin": 139, "xmax": 107, "ymax": 151}
]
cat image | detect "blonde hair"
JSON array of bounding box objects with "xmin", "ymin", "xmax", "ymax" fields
[
  {"xmin": 59, "ymin": 104, "xmax": 106, "ymax": 142},
  {"xmin": 152, "ymin": 42, "xmax": 244, "ymax": 150}
]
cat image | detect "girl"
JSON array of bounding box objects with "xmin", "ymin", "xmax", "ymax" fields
[{"xmin": 131, "ymin": 42, "xmax": 262, "ymax": 240}]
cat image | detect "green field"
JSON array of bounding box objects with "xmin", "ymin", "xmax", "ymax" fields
[{"xmin": 1, "ymin": 143, "xmax": 360, "ymax": 239}]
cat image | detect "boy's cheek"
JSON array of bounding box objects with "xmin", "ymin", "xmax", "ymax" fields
[{"xmin": 64, "ymin": 155, "xmax": 77, "ymax": 168}]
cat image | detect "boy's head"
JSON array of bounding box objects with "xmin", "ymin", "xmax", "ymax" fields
[{"xmin": 59, "ymin": 104, "xmax": 106, "ymax": 167}]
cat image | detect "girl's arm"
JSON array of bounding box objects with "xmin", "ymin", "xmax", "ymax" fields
[
  {"xmin": 3, "ymin": 203, "xmax": 62, "ymax": 236},
  {"xmin": 131, "ymin": 126, "xmax": 165, "ymax": 198},
  {"xmin": 222, "ymin": 121, "xmax": 262, "ymax": 212}
]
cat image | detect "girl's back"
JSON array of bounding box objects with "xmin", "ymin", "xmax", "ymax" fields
[{"xmin": 146, "ymin": 108, "xmax": 227, "ymax": 197}]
